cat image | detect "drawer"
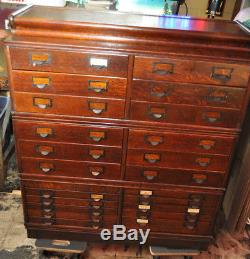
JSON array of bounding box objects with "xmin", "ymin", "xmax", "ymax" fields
[
  {"xmin": 128, "ymin": 129, "xmax": 235, "ymax": 155},
  {"xmin": 125, "ymin": 165, "xmax": 226, "ymax": 188},
  {"xmin": 13, "ymin": 92, "xmax": 125, "ymax": 119},
  {"xmin": 123, "ymin": 218, "xmax": 214, "ymax": 236},
  {"xmin": 127, "ymin": 149, "xmax": 229, "ymax": 173},
  {"xmin": 20, "ymin": 157, "xmax": 121, "ymax": 180},
  {"xmin": 14, "ymin": 120, "xmax": 124, "ymax": 147},
  {"xmin": 12, "ymin": 71, "xmax": 127, "ymax": 99},
  {"xmin": 21, "ymin": 180, "xmax": 120, "ymax": 195},
  {"xmin": 133, "ymin": 56, "xmax": 250, "ymax": 87},
  {"xmin": 130, "ymin": 101, "xmax": 241, "ymax": 129},
  {"xmin": 131, "ymin": 79, "xmax": 246, "ymax": 109},
  {"xmin": 9, "ymin": 47, "xmax": 128, "ymax": 77},
  {"xmin": 18, "ymin": 140, "xmax": 122, "ymax": 164}
]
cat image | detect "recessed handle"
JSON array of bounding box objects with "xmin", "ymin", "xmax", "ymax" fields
[
  {"xmin": 206, "ymin": 89, "xmax": 228, "ymax": 103},
  {"xmin": 203, "ymin": 111, "xmax": 221, "ymax": 123},
  {"xmin": 33, "ymin": 97, "xmax": 52, "ymax": 109},
  {"xmin": 192, "ymin": 174, "xmax": 207, "ymax": 184},
  {"xmin": 89, "ymin": 166, "xmax": 104, "ymax": 177},
  {"xmin": 152, "ymin": 62, "xmax": 174, "ymax": 75},
  {"xmin": 36, "ymin": 127, "xmax": 53, "ymax": 138},
  {"xmin": 89, "ymin": 57, "xmax": 108, "ymax": 69},
  {"xmin": 89, "ymin": 149, "xmax": 104, "ymax": 160},
  {"xmin": 32, "ymin": 77, "xmax": 50, "ymax": 89},
  {"xmin": 31, "ymin": 53, "xmax": 51, "ymax": 67},
  {"xmin": 89, "ymin": 131, "xmax": 105, "ymax": 142},
  {"xmin": 143, "ymin": 170, "xmax": 158, "ymax": 181},
  {"xmin": 92, "ymin": 224, "xmax": 101, "ymax": 230},
  {"xmin": 149, "ymin": 106, "xmax": 166, "ymax": 120},
  {"xmin": 37, "ymin": 145, "xmax": 54, "ymax": 156},
  {"xmin": 196, "ymin": 157, "xmax": 211, "ymax": 167},
  {"xmin": 39, "ymin": 162, "xmax": 54, "ymax": 173},
  {"xmin": 144, "ymin": 153, "xmax": 161, "ymax": 164},
  {"xmin": 88, "ymin": 80, "xmax": 108, "ymax": 93},
  {"xmin": 150, "ymin": 86, "xmax": 172, "ymax": 98},
  {"xmin": 199, "ymin": 140, "xmax": 215, "ymax": 150},
  {"xmin": 145, "ymin": 135, "xmax": 163, "ymax": 146},
  {"xmin": 189, "ymin": 194, "xmax": 203, "ymax": 203},
  {"xmin": 88, "ymin": 102, "xmax": 107, "ymax": 115},
  {"xmin": 184, "ymin": 221, "xmax": 196, "ymax": 230},
  {"xmin": 211, "ymin": 67, "xmax": 233, "ymax": 82}
]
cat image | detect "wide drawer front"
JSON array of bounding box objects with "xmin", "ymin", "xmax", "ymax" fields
[
  {"xmin": 20, "ymin": 157, "xmax": 121, "ymax": 180},
  {"xmin": 133, "ymin": 56, "xmax": 250, "ymax": 87},
  {"xmin": 13, "ymin": 92, "xmax": 125, "ymax": 119},
  {"xmin": 125, "ymin": 165, "xmax": 226, "ymax": 188},
  {"xmin": 130, "ymin": 101, "xmax": 241, "ymax": 129},
  {"xmin": 127, "ymin": 149, "xmax": 229, "ymax": 173},
  {"xmin": 128, "ymin": 129, "xmax": 235, "ymax": 155},
  {"xmin": 14, "ymin": 120, "xmax": 124, "ymax": 147},
  {"xmin": 12, "ymin": 71, "xmax": 127, "ymax": 99},
  {"xmin": 131, "ymin": 80, "xmax": 246, "ymax": 109},
  {"xmin": 18, "ymin": 140, "xmax": 122, "ymax": 164},
  {"xmin": 9, "ymin": 47, "xmax": 129, "ymax": 77}
]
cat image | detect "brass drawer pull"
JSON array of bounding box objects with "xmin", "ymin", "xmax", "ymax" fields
[
  {"xmin": 151, "ymin": 86, "xmax": 172, "ymax": 98},
  {"xmin": 43, "ymin": 207, "xmax": 53, "ymax": 213},
  {"xmin": 149, "ymin": 106, "xmax": 166, "ymax": 120},
  {"xmin": 31, "ymin": 53, "xmax": 51, "ymax": 67},
  {"xmin": 211, "ymin": 67, "xmax": 233, "ymax": 82},
  {"xmin": 91, "ymin": 194, "xmax": 104, "ymax": 202},
  {"xmin": 39, "ymin": 162, "xmax": 54, "ymax": 173},
  {"xmin": 199, "ymin": 140, "xmax": 215, "ymax": 150},
  {"xmin": 89, "ymin": 149, "xmax": 104, "ymax": 160},
  {"xmin": 184, "ymin": 221, "xmax": 196, "ymax": 230},
  {"xmin": 189, "ymin": 194, "xmax": 203, "ymax": 203},
  {"xmin": 89, "ymin": 131, "xmax": 105, "ymax": 142},
  {"xmin": 42, "ymin": 200, "xmax": 53, "ymax": 206},
  {"xmin": 92, "ymin": 224, "xmax": 101, "ymax": 230},
  {"xmin": 89, "ymin": 57, "xmax": 108, "ymax": 69},
  {"xmin": 44, "ymin": 214, "xmax": 53, "ymax": 219},
  {"xmin": 192, "ymin": 174, "xmax": 207, "ymax": 184},
  {"xmin": 152, "ymin": 62, "xmax": 174, "ymax": 75},
  {"xmin": 91, "ymin": 210, "xmax": 103, "ymax": 217},
  {"xmin": 33, "ymin": 97, "xmax": 52, "ymax": 109},
  {"xmin": 206, "ymin": 89, "xmax": 228, "ymax": 103},
  {"xmin": 88, "ymin": 80, "xmax": 108, "ymax": 93},
  {"xmin": 187, "ymin": 208, "xmax": 200, "ymax": 214},
  {"xmin": 196, "ymin": 157, "xmax": 211, "ymax": 167},
  {"xmin": 88, "ymin": 102, "xmax": 107, "ymax": 115},
  {"xmin": 203, "ymin": 111, "xmax": 221, "ymax": 123},
  {"xmin": 143, "ymin": 170, "xmax": 158, "ymax": 181},
  {"xmin": 37, "ymin": 145, "xmax": 54, "ymax": 156},
  {"xmin": 32, "ymin": 77, "xmax": 50, "ymax": 89},
  {"xmin": 138, "ymin": 204, "xmax": 151, "ymax": 212},
  {"xmin": 145, "ymin": 135, "xmax": 163, "ymax": 146},
  {"xmin": 137, "ymin": 218, "xmax": 149, "ymax": 225},
  {"xmin": 144, "ymin": 153, "xmax": 160, "ymax": 164},
  {"xmin": 36, "ymin": 127, "xmax": 53, "ymax": 138},
  {"xmin": 140, "ymin": 190, "xmax": 153, "ymax": 198},
  {"xmin": 89, "ymin": 167, "xmax": 104, "ymax": 177}
]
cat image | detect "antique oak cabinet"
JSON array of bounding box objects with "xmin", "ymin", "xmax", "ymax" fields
[{"xmin": 4, "ymin": 6, "xmax": 250, "ymax": 250}]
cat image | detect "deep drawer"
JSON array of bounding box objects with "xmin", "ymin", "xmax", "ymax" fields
[
  {"xmin": 128, "ymin": 129, "xmax": 235, "ymax": 155},
  {"xmin": 125, "ymin": 165, "xmax": 226, "ymax": 188},
  {"xmin": 9, "ymin": 47, "xmax": 128, "ymax": 77},
  {"xmin": 13, "ymin": 92, "xmax": 125, "ymax": 119},
  {"xmin": 20, "ymin": 157, "xmax": 121, "ymax": 180},
  {"xmin": 12, "ymin": 71, "xmax": 127, "ymax": 99},
  {"xmin": 131, "ymin": 79, "xmax": 246, "ymax": 109},
  {"xmin": 133, "ymin": 56, "xmax": 250, "ymax": 87},
  {"xmin": 14, "ymin": 120, "xmax": 124, "ymax": 147},
  {"xmin": 127, "ymin": 149, "xmax": 230, "ymax": 173},
  {"xmin": 18, "ymin": 140, "xmax": 122, "ymax": 164},
  {"xmin": 130, "ymin": 101, "xmax": 241, "ymax": 129}
]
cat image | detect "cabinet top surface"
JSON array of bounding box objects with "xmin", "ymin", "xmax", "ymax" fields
[{"xmin": 15, "ymin": 6, "xmax": 248, "ymax": 37}]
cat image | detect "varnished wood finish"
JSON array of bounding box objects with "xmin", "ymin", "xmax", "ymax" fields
[{"xmin": 5, "ymin": 6, "xmax": 250, "ymax": 250}]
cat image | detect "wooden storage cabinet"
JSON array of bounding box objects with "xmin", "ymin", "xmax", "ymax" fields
[{"xmin": 5, "ymin": 6, "xmax": 250, "ymax": 249}]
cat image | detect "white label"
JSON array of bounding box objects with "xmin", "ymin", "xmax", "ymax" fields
[{"xmin": 90, "ymin": 57, "xmax": 108, "ymax": 68}]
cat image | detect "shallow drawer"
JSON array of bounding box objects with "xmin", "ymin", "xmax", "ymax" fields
[
  {"xmin": 13, "ymin": 92, "xmax": 125, "ymax": 119},
  {"xmin": 12, "ymin": 71, "xmax": 127, "ymax": 99},
  {"xmin": 9, "ymin": 47, "xmax": 128, "ymax": 77},
  {"xmin": 128, "ymin": 129, "xmax": 235, "ymax": 155},
  {"xmin": 14, "ymin": 120, "xmax": 124, "ymax": 147},
  {"xmin": 127, "ymin": 149, "xmax": 229, "ymax": 173},
  {"xmin": 20, "ymin": 157, "xmax": 121, "ymax": 180},
  {"xmin": 133, "ymin": 56, "xmax": 250, "ymax": 87},
  {"xmin": 18, "ymin": 140, "xmax": 122, "ymax": 164},
  {"xmin": 123, "ymin": 218, "xmax": 214, "ymax": 236},
  {"xmin": 125, "ymin": 165, "xmax": 226, "ymax": 188},
  {"xmin": 130, "ymin": 101, "xmax": 241, "ymax": 129},
  {"xmin": 21, "ymin": 180, "xmax": 120, "ymax": 195},
  {"xmin": 131, "ymin": 79, "xmax": 246, "ymax": 109}
]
